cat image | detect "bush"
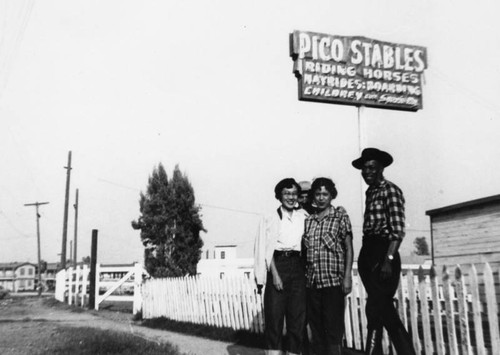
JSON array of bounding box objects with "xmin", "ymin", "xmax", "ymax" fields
[
  {"xmin": 43, "ymin": 325, "xmax": 183, "ymax": 354},
  {"xmin": 0, "ymin": 286, "xmax": 9, "ymax": 300}
]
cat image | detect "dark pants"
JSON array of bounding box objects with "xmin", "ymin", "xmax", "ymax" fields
[
  {"xmin": 264, "ymin": 252, "xmax": 306, "ymax": 354},
  {"xmin": 307, "ymin": 286, "xmax": 345, "ymax": 355},
  {"xmin": 358, "ymin": 237, "xmax": 416, "ymax": 355}
]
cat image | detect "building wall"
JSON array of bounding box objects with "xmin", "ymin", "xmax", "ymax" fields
[
  {"xmin": 15, "ymin": 264, "xmax": 37, "ymax": 291},
  {"xmin": 429, "ymin": 199, "xmax": 500, "ymax": 311},
  {"xmin": 0, "ymin": 263, "xmax": 38, "ymax": 292},
  {"xmin": 197, "ymin": 258, "xmax": 254, "ymax": 279},
  {"xmin": 431, "ymin": 202, "xmax": 500, "ymax": 267}
]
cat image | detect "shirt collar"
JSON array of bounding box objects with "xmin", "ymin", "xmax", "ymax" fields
[
  {"xmin": 312, "ymin": 205, "xmax": 336, "ymax": 221},
  {"xmin": 279, "ymin": 206, "xmax": 297, "ymax": 220},
  {"xmin": 367, "ymin": 178, "xmax": 387, "ymax": 192}
]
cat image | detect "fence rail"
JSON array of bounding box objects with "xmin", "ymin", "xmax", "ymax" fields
[
  {"xmin": 55, "ymin": 263, "xmax": 146, "ymax": 314},
  {"xmin": 142, "ymin": 262, "xmax": 500, "ymax": 355}
]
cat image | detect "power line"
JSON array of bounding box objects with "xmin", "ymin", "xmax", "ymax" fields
[
  {"xmin": 198, "ymin": 203, "xmax": 262, "ymax": 216},
  {"xmin": 0, "ymin": 210, "xmax": 31, "ymax": 238},
  {"xmin": 96, "ymin": 176, "xmax": 263, "ymax": 216}
]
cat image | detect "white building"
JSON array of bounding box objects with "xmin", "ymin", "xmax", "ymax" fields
[
  {"xmin": 198, "ymin": 245, "xmax": 254, "ymax": 279},
  {"xmin": 0, "ymin": 262, "xmax": 37, "ymax": 292}
]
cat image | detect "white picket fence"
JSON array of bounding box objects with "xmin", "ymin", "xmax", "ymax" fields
[
  {"xmin": 55, "ymin": 262, "xmax": 147, "ymax": 315},
  {"xmin": 141, "ymin": 263, "xmax": 500, "ymax": 355},
  {"xmin": 142, "ymin": 274, "xmax": 264, "ymax": 332}
]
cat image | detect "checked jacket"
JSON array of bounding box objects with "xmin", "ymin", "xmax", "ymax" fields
[
  {"xmin": 363, "ymin": 179, "xmax": 405, "ymax": 241},
  {"xmin": 303, "ymin": 206, "xmax": 352, "ymax": 289}
]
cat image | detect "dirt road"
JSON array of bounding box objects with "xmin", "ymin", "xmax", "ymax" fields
[
  {"xmin": 0, "ymin": 296, "xmax": 363, "ymax": 355},
  {"xmin": 0, "ymin": 296, "xmax": 263, "ymax": 355}
]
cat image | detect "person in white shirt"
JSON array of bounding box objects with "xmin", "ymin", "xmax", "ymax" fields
[{"xmin": 254, "ymin": 178, "xmax": 308, "ymax": 355}]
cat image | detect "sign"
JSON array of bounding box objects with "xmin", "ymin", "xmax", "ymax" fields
[{"xmin": 290, "ymin": 30, "xmax": 428, "ymax": 111}]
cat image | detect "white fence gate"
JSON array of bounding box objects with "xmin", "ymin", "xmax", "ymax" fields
[{"xmin": 55, "ymin": 262, "xmax": 147, "ymax": 315}]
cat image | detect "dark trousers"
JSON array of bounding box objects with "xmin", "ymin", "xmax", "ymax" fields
[
  {"xmin": 307, "ymin": 285, "xmax": 345, "ymax": 355},
  {"xmin": 358, "ymin": 237, "xmax": 416, "ymax": 355},
  {"xmin": 264, "ymin": 253, "xmax": 306, "ymax": 354}
]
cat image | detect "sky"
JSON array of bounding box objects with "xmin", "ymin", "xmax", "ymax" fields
[{"xmin": 1, "ymin": 0, "xmax": 499, "ymax": 265}]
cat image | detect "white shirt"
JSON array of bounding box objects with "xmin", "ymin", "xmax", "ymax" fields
[
  {"xmin": 276, "ymin": 207, "xmax": 305, "ymax": 251},
  {"xmin": 253, "ymin": 207, "xmax": 308, "ymax": 285}
]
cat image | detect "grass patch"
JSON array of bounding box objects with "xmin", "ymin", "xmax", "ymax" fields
[
  {"xmin": 141, "ymin": 318, "xmax": 265, "ymax": 349},
  {"xmin": 47, "ymin": 325, "xmax": 184, "ymax": 355}
]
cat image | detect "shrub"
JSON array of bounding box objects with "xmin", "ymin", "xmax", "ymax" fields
[{"xmin": 0, "ymin": 286, "xmax": 9, "ymax": 300}]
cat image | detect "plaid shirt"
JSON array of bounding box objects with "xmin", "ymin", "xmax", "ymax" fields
[
  {"xmin": 363, "ymin": 179, "xmax": 405, "ymax": 241},
  {"xmin": 303, "ymin": 206, "xmax": 352, "ymax": 288}
]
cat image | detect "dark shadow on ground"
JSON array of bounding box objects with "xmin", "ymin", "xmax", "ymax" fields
[{"xmin": 225, "ymin": 345, "xmax": 363, "ymax": 355}]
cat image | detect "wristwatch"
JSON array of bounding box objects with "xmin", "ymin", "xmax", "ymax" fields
[{"xmin": 387, "ymin": 254, "xmax": 394, "ymax": 261}]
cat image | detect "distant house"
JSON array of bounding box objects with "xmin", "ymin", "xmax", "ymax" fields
[
  {"xmin": 0, "ymin": 262, "xmax": 37, "ymax": 292},
  {"xmin": 198, "ymin": 245, "xmax": 253, "ymax": 279},
  {"xmin": 0, "ymin": 261, "xmax": 64, "ymax": 292}
]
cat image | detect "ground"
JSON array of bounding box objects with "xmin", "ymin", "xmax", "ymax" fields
[{"xmin": 0, "ymin": 295, "xmax": 363, "ymax": 355}]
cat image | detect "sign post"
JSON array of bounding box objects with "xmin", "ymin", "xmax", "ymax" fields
[{"xmin": 290, "ymin": 30, "xmax": 428, "ymax": 219}]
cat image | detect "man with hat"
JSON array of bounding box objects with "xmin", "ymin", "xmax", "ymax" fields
[
  {"xmin": 298, "ymin": 180, "xmax": 316, "ymax": 215},
  {"xmin": 352, "ymin": 148, "xmax": 416, "ymax": 355}
]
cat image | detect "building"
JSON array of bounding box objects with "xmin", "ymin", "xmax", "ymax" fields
[
  {"xmin": 0, "ymin": 262, "xmax": 37, "ymax": 292},
  {"xmin": 198, "ymin": 245, "xmax": 254, "ymax": 279},
  {"xmin": 0, "ymin": 261, "xmax": 63, "ymax": 292},
  {"xmin": 426, "ymin": 194, "xmax": 500, "ymax": 268},
  {"xmin": 426, "ymin": 194, "xmax": 500, "ymax": 306}
]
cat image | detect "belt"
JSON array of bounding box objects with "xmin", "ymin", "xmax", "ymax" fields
[{"xmin": 274, "ymin": 250, "xmax": 300, "ymax": 258}]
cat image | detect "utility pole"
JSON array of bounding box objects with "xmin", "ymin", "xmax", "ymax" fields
[
  {"xmin": 69, "ymin": 240, "xmax": 73, "ymax": 265},
  {"xmin": 60, "ymin": 151, "xmax": 72, "ymax": 270},
  {"xmin": 72, "ymin": 188, "xmax": 79, "ymax": 268},
  {"xmin": 24, "ymin": 201, "xmax": 49, "ymax": 296}
]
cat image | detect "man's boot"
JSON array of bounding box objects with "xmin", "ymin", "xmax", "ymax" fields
[{"xmin": 364, "ymin": 328, "xmax": 383, "ymax": 355}]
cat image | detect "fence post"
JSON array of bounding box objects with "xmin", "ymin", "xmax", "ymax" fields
[
  {"xmin": 406, "ymin": 269, "xmax": 421, "ymax": 354},
  {"xmin": 55, "ymin": 269, "xmax": 67, "ymax": 302},
  {"xmin": 484, "ymin": 263, "xmax": 500, "ymax": 354},
  {"xmin": 418, "ymin": 267, "xmax": 433, "ymax": 355},
  {"xmin": 442, "ymin": 266, "xmax": 459, "ymax": 355},
  {"xmin": 132, "ymin": 263, "xmax": 143, "ymax": 316},
  {"xmin": 68, "ymin": 266, "xmax": 73, "ymax": 305},
  {"xmin": 74, "ymin": 265, "xmax": 81, "ymax": 306},
  {"xmin": 429, "ymin": 266, "xmax": 445, "ymax": 355},
  {"xmin": 469, "ymin": 264, "xmax": 486, "ymax": 355},
  {"xmin": 351, "ymin": 275, "xmax": 363, "ymax": 350},
  {"xmin": 88, "ymin": 229, "xmax": 98, "ymax": 310},
  {"xmin": 81, "ymin": 264, "xmax": 89, "ymax": 307},
  {"xmin": 455, "ymin": 266, "xmax": 473, "ymax": 355}
]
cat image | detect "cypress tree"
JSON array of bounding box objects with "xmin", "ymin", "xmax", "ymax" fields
[{"xmin": 132, "ymin": 164, "xmax": 205, "ymax": 277}]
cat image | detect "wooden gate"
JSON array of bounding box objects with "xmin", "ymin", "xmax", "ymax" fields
[{"xmin": 55, "ymin": 262, "xmax": 147, "ymax": 315}]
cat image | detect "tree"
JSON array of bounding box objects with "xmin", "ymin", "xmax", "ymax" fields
[
  {"xmin": 413, "ymin": 236, "xmax": 430, "ymax": 256},
  {"xmin": 132, "ymin": 164, "xmax": 205, "ymax": 277}
]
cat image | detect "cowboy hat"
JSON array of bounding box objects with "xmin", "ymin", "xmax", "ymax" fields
[{"xmin": 352, "ymin": 148, "xmax": 393, "ymax": 169}]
